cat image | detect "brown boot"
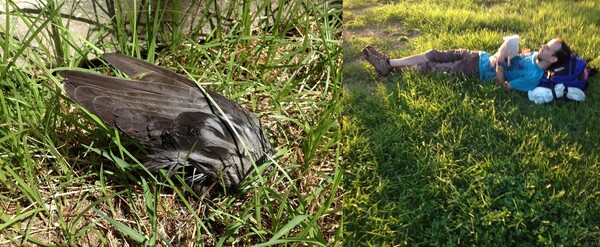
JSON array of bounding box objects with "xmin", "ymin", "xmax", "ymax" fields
[{"xmin": 362, "ymin": 45, "xmax": 391, "ymax": 76}]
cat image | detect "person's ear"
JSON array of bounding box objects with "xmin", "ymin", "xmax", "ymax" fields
[{"xmin": 550, "ymin": 56, "xmax": 558, "ymax": 63}]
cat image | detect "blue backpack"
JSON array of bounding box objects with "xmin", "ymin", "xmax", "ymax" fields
[{"xmin": 538, "ymin": 54, "xmax": 589, "ymax": 90}]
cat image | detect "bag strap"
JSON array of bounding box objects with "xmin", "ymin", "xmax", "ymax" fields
[
  {"xmin": 569, "ymin": 55, "xmax": 576, "ymax": 75},
  {"xmin": 549, "ymin": 81, "xmax": 557, "ymax": 99}
]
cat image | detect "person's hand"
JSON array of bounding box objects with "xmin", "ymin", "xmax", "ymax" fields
[
  {"xmin": 489, "ymin": 55, "xmax": 498, "ymax": 67},
  {"xmin": 495, "ymin": 79, "xmax": 511, "ymax": 89}
]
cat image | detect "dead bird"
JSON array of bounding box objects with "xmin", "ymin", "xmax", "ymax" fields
[{"xmin": 61, "ymin": 53, "xmax": 273, "ymax": 196}]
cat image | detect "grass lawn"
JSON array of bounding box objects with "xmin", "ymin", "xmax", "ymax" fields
[
  {"xmin": 1, "ymin": 0, "xmax": 342, "ymax": 245},
  {"xmin": 343, "ymin": 0, "xmax": 600, "ymax": 246}
]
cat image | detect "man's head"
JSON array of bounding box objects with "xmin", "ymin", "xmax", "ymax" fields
[{"xmin": 537, "ymin": 38, "xmax": 572, "ymax": 70}]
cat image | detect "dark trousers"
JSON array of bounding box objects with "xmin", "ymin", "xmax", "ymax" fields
[{"xmin": 420, "ymin": 49, "xmax": 480, "ymax": 77}]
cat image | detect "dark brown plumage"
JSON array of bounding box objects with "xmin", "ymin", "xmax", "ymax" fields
[{"xmin": 61, "ymin": 53, "xmax": 273, "ymax": 196}]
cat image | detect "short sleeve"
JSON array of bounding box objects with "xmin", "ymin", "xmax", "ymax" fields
[{"xmin": 508, "ymin": 71, "xmax": 543, "ymax": 91}]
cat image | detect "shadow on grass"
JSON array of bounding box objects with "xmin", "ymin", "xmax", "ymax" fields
[{"xmin": 343, "ymin": 72, "xmax": 600, "ymax": 245}]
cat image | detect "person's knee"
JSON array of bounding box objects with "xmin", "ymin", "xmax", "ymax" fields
[
  {"xmin": 417, "ymin": 62, "xmax": 432, "ymax": 72},
  {"xmin": 424, "ymin": 49, "xmax": 441, "ymax": 61}
]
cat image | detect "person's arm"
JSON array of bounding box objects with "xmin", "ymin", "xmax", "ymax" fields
[
  {"xmin": 495, "ymin": 63, "xmax": 511, "ymax": 88},
  {"xmin": 494, "ymin": 41, "xmax": 512, "ymax": 89}
]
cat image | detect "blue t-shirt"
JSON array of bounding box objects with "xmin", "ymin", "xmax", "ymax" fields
[{"xmin": 479, "ymin": 51, "xmax": 544, "ymax": 91}]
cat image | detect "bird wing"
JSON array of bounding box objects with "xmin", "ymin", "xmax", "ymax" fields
[
  {"xmin": 102, "ymin": 53, "xmax": 198, "ymax": 87},
  {"xmin": 61, "ymin": 53, "xmax": 272, "ymax": 194}
]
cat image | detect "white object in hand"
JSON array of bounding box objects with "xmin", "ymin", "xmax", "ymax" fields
[{"xmin": 503, "ymin": 35, "xmax": 519, "ymax": 60}]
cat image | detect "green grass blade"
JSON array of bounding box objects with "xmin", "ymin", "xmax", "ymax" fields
[{"xmin": 93, "ymin": 208, "xmax": 148, "ymax": 243}]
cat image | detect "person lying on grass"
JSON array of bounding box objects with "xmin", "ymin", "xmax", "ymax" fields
[{"xmin": 363, "ymin": 38, "xmax": 572, "ymax": 92}]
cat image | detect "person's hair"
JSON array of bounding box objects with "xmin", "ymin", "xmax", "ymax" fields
[{"xmin": 548, "ymin": 37, "xmax": 572, "ymax": 71}]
